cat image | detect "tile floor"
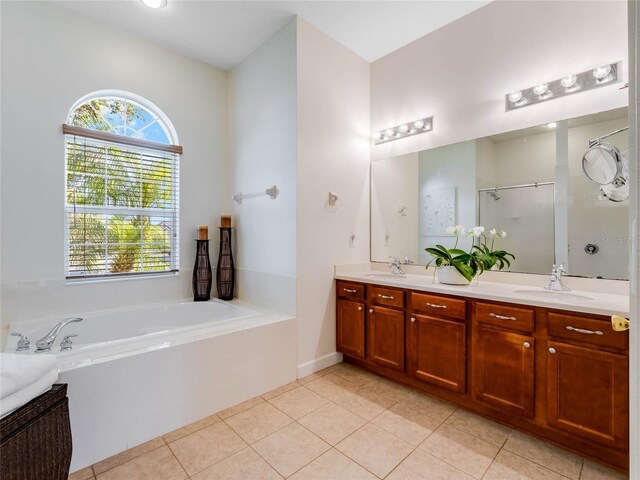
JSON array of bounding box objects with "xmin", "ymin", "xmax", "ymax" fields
[{"xmin": 69, "ymin": 363, "xmax": 629, "ymax": 480}]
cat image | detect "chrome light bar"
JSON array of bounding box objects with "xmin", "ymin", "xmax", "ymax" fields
[{"xmin": 374, "ymin": 116, "xmax": 433, "ymax": 145}]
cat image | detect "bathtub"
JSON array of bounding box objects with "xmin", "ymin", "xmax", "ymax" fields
[{"xmin": 5, "ymin": 299, "xmax": 297, "ymax": 472}]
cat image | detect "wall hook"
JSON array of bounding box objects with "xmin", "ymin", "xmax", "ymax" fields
[{"xmin": 328, "ymin": 192, "xmax": 338, "ymax": 206}]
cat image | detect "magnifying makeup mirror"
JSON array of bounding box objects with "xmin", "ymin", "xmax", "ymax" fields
[
  {"xmin": 600, "ymin": 181, "xmax": 629, "ymax": 202},
  {"xmin": 582, "ymin": 143, "xmax": 623, "ymax": 184}
]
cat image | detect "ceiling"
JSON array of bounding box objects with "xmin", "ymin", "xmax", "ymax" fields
[{"xmin": 56, "ymin": 1, "xmax": 490, "ymax": 70}]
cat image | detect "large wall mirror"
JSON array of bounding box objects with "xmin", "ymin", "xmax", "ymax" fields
[{"xmin": 371, "ymin": 107, "xmax": 629, "ymax": 280}]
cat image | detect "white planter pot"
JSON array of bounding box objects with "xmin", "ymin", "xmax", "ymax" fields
[{"xmin": 436, "ymin": 266, "xmax": 471, "ymax": 285}]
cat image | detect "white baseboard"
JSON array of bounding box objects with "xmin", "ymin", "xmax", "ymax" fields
[{"xmin": 297, "ymin": 351, "xmax": 343, "ymax": 378}]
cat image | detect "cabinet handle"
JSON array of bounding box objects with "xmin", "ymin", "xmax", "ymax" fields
[
  {"xmin": 523, "ymin": 342, "xmax": 531, "ymax": 349},
  {"xmin": 378, "ymin": 294, "xmax": 394, "ymax": 300},
  {"xmin": 565, "ymin": 325, "xmax": 603, "ymax": 336},
  {"xmin": 489, "ymin": 313, "xmax": 517, "ymax": 321},
  {"xmin": 410, "ymin": 317, "xmax": 416, "ymax": 323},
  {"xmin": 369, "ymin": 309, "xmax": 374, "ymax": 313},
  {"xmin": 426, "ymin": 302, "xmax": 447, "ymax": 309},
  {"xmin": 344, "ymin": 288, "xmax": 357, "ymax": 293},
  {"xmin": 549, "ymin": 347, "xmax": 556, "ymax": 354},
  {"xmin": 357, "ymin": 306, "xmax": 363, "ymax": 311}
]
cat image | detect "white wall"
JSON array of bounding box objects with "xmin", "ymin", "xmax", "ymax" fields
[
  {"xmin": 227, "ymin": 20, "xmax": 297, "ymax": 315},
  {"xmin": 371, "ymin": 153, "xmax": 419, "ymax": 263},
  {"xmin": 0, "ymin": 2, "xmax": 228, "ymax": 342},
  {"xmin": 296, "ymin": 19, "xmax": 370, "ymax": 375},
  {"xmin": 371, "ymin": 0, "xmax": 628, "ymax": 162}
]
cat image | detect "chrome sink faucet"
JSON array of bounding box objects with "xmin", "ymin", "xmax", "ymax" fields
[
  {"xmin": 389, "ymin": 256, "xmax": 406, "ymax": 276},
  {"xmin": 544, "ymin": 264, "xmax": 571, "ymax": 292},
  {"xmin": 35, "ymin": 317, "xmax": 83, "ymax": 353}
]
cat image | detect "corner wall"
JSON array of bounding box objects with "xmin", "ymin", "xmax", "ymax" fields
[
  {"xmin": 296, "ymin": 19, "xmax": 371, "ymax": 375},
  {"xmin": 0, "ymin": 1, "xmax": 228, "ymax": 341}
]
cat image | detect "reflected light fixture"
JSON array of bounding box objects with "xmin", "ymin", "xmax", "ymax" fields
[
  {"xmin": 375, "ymin": 116, "xmax": 433, "ymax": 145},
  {"xmin": 505, "ymin": 62, "xmax": 620, "ymax": 111},
  {"xmin": 142, "ymin": 0, "xmax": 168, "ymax": 8},
  {"xmin": 547, "ymin": 122, "xmax": 557, "ymax": 128}
]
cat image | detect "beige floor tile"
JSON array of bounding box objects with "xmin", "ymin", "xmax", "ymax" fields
[
  {"xmin": 298, "ymin": 370, "xmax": 330, "ymax": 384},
  {"xmin": 298, "ymin": 402, "xmax": 367, "ymax": 445},
  {"xmin": 359, "ymin": 376, "xmax": 413, "ymax": 403},
  {"xmin": 289, "ymin": 448, "xmax": 377, "ymax": 480},
  {"xmin": 268, "ymin": 386, "xmax": 328, "ymax": 419},
  {"xmin": 483, "ymin": 450, "xmax": 569, "ymax": 480},
  {"xmin": 387, "ymin": 448, "xmax": 475, "ymax": 480},
  {"xmin": 399, "ymin": 392, "xmax": 457, "ymax": 422},
  {"xmin": 69, "ymin": 466, "xmax": 95, "ymax": 480},
  {"xmin": 333, "ymin": 366, "xmax": 376, "ymax": 386},
  {"xmin": 224, "ymin": 401, "xmax": 292, "ymax": 444},
  {"xmin": 419, "ymin": 423, "xmax": 499, "ymax": 479},
  {"xmin": 93, "ymin": 438, "xmax": 165, "ymax": 475},
  {"xmin": 261, "ymin": 381, "xmax": 301, "ymax": 400},
  {"xmin": 335, "ymin": 423, "xmax": 413, "ymax": 478},
  {"xmin": 168, "ymin": 421, "xmax": 246, "ymax": 476},
  {"xmin": 503, "ymin": 430, "xmax": 583, "ymax": 480},
  {"xmin": 372, "ymin": 403, "xmax": 441, "ymax": 446},
  {"xmin": 444, "ymin": 409, "xmax": 511, "ymax": 447},
  {"xmin": 191, "ymin": 447, "xmax": 282, "ymax": 480},
  {"xmin": 217, "ymin": 396, "xmax": 264, "ymax": 419},
  {"xmin": 305, "ymin": 376, "xmax": 355, "ymax": 402},
  {"xmin": 335, "ymin": 388, "xmax": 394, "ymax": 420},
  {"xmin": 163, "ymin": 414, "xmax": 220, "ymax": 444},
  {"xmin": 581, "ymin": 460, "xmax": 628, "ymax": 480},
  {"xmin": 96, "ymin": 445, "xmax": 187, "ymax": 480},
  {"xmin": 252, "ymin": 423, "xmax": 330, "ymax": 478},
  {"xmin": 320, "ymin": 363, "xmax": 341, "ymax": 373}
]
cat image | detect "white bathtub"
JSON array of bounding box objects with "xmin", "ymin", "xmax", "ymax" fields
[{"xmin": 5, "ymin": 299, "xmax": 297, "ymax": 472}]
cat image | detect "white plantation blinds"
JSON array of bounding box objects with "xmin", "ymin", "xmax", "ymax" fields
[{"xmin": 65, "ymin": 131, "xmax": 180, "ymax": 279}]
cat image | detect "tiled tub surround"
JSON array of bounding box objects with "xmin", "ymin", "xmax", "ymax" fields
[
  {"xmin": 68, "ymin": 363, "xmax": 628, "ymax": 480},
  {"xmin": 6, "ymin": 300, "xmax": 296, "ymax": 472}
]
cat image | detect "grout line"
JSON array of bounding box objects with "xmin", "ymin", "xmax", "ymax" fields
[{"xmin": 165, "ymin": 440, "xmax": 191, "ymax": 479}]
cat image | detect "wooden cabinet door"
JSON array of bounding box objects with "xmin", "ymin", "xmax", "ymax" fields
[
  {"xmin": 473, "ymin": 326, "xmax": 535, "ymax": 417},
  {"xmin": 368, "ymin": 305, "xmax": 405, "ymax": 371},
  {"xmin": 337, "ymin": 299, "xmax": 365, "ymax": 359},
  {"xmin": 409, "ymin": 314, "xmax": 466, "ymax": 393},
  {"xmin": 547, "ymin": 341, "xmax": 628, "ymax": 447}
]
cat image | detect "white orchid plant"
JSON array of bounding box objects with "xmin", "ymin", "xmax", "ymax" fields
[{"xmin": 425, "ymin": 225, "xmax": 514, "ymax": 282}]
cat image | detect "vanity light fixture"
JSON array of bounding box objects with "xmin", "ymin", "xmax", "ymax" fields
[
  {"xmin": 142, "ymin": 0, "xmax": 168, "ymax": 8},
  {"xmin": 547, "ymin": 122, "xmax": 557, "ymax": 128},
  {"xmin": 375, "ymin": 116, "xmax": 433, "ymax": 145},
  {"xmin": 505, "ymin": 62, "xmax": 620, "ymax": 111}
]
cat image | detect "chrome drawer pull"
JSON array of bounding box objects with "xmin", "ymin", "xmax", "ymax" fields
[
  {"xmin": 344, "ymin": 288, "xmax": 357, "ymax": 293},
  {"xmin": 549, "ymin": 347, "xmax": 556, "ymax": 354},
  {"xmin": 357, "ymin": 306, "xmax": 363, "ymax": 311},
  {"xmin": 410, "ymin": 317, "xmax": 416, "ymax": 323},
  {"xmin": 378, "ymin": 294, "xmax": 394, "ymax": 300},
  {"xmin": 426, "ymin": 302, "xmax": 447, "ymax": 309},
  {"xmin": 523, "ymin": 342, "xmax": 531, "ymax": 349},
  {"xmin": 489, "ymin": 313, "xmax": 517, "ymax": 321},
  {"xmin": 565, "ymin": 325, "xmax": 603, "ymax": 336},
  {"xmin": 369, "ymin": 309, "xmax": 374, "ymax": 313}
]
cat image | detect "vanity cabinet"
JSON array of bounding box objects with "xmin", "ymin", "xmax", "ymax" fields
[
  {"xmin": 335, "ymin": 279, "xmax": 630, "ymax": 471},
  {"xmin": 546, "ymin": 312, "xmax": 629, "ymax": 449}
]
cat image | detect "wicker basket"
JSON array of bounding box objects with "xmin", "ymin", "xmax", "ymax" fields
[{"xmin": 0, "ymin": 384, "xmax": 72, "ymax": 480}]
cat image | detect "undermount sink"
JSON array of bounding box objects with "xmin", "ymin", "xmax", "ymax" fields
[
  {"xmin": 513, "ymin": 289, "xmax": 595, "ymax": 302},
  {"xmin": 365, "ymin": 273, "xmax": 408, "ymax": 279}
]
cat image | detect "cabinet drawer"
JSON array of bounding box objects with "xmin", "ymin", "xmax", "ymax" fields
[
  {"xmin": 411, "ymin": 292, "xmax": 466, "ymax": 320},
  {"xmin": 337, "ymin": 281, "xmax": 365, "ymax": 300},
  {"xmin": 548, "ymin": 313, "xmax": 628, "ymax": 351},
  {"xmin": 368, "ymin": 285, "xmax": 404, "ymax": 308},
  {"xmin": 475, "ymin": 302, "xmax": 534, "ymax": 333}
]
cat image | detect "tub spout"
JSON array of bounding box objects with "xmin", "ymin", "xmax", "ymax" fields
[{"xmin": 35, "ymin": 317, "xmax": 83, "ymax": 353}]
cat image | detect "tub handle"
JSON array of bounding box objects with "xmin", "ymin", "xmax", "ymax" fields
[
  {"xmin": 10, "ymin": 332, "xmax": 30, "ymax": 352},
  {"xmin": 60, "ymin": 333, "xmax": 78, "ymax": 351}
]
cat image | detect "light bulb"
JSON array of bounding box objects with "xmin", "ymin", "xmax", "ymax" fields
[
  {"xmin": 593, "ymin": 64, "xmax": 612, "ymax": 80},
  {"xmin": 398, "ymin": 124, "xmax": 409, "ymax": 134},
  {"xmin": 384, "ymin": 129, "xmax": 395, "ymax": 137},
  {"xmin": 142, "ymin": 0, "xmax": 167, "ymax": 7},
  {"xmin": 508, "ymin": 91, "xmax": 523, "ymax": 103},
  {"xmin": 413, "ymin": 120, "xmax": 425, "ymax": 130},
  {"xmin": 533, "ymin": 83, "xmax": 549, "ymax": 96},
  {"xmin": 547, "ymin": 122, "xmax": 557, "ymax": 128},
  {"xmin": 560, "ymin": 74, "xmax": 577, "ymax": 88}
]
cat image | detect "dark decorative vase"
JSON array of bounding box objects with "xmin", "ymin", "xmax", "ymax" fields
[
  {"xmin": 192, "ymin": 240, "xmax": 212, "ymax": 301},
  {"xmin": 216, "ymin": 227, "xmax": 235, "ymax": 300}
]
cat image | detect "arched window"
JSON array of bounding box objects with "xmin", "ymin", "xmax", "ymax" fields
[{"xmin": 64, "ymin": 92, "xmax": 182, "ymax": 279}]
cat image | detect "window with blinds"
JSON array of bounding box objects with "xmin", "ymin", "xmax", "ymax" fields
[{"xmin": 64, "ymin": 95, "xmax": 182, "ymax": 280}]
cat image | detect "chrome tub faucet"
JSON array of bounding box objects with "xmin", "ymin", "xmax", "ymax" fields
[
  {"xmin": 544, "ymin": 264, "xmax": 571, "ymax": 292},
  {"xmin": 35, "ymin": 317, "xmax": 83, "ymax": 353}
]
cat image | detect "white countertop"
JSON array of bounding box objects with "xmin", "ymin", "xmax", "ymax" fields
[{"xmin": 335, "ymin": 270, "xmax": 630, "ymax": 318}]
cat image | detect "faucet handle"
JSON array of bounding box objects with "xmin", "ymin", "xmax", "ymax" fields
[
  {"xmin": 10, "ymin": 332, "xmax": 30, "ymax": 351},
  {"xmin": 60, "ymin": 333, "xmax": 78, "ymax": 351},
  {"xmin": 556, "ymin": 263, "xmax": 567, "ymax": 275}
]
